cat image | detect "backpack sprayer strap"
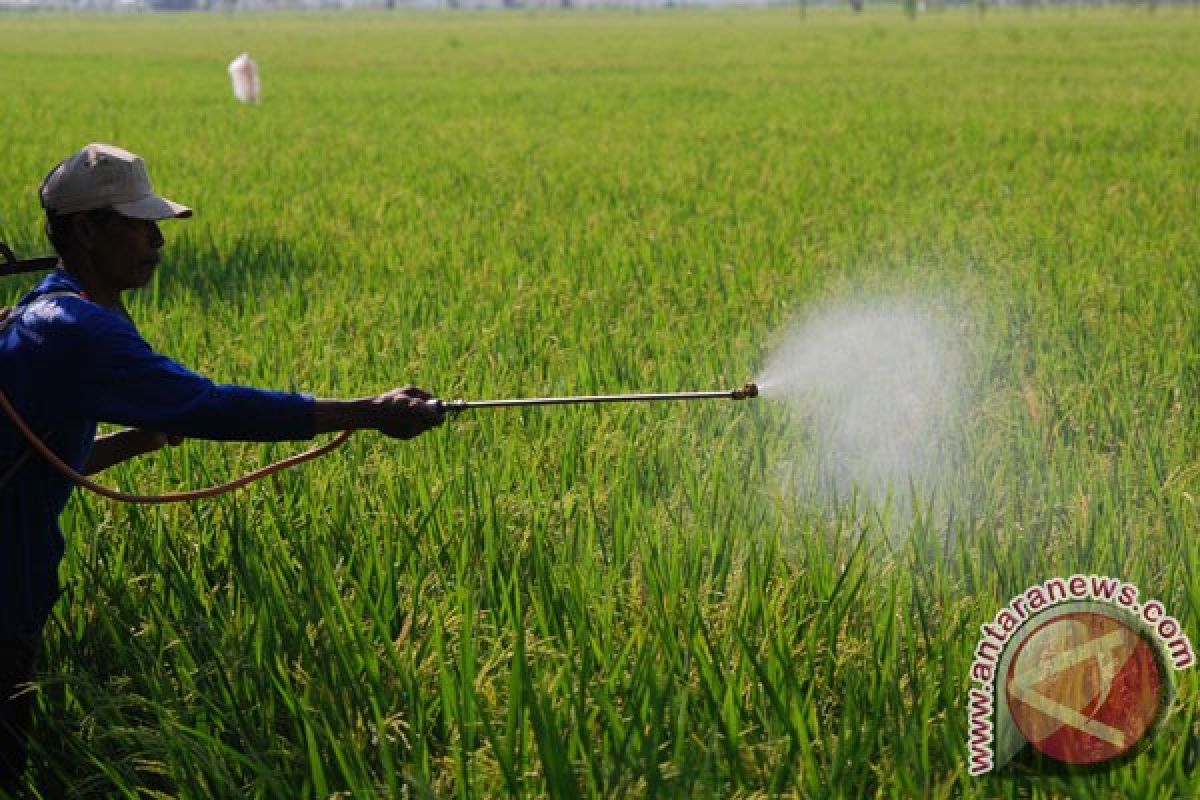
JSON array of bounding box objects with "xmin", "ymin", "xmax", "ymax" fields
[{"xmin": 0, "ymin": 292, "xmax": 352, "ymax": 504}]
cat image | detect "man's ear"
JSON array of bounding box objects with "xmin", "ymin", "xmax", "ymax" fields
[{"xmin": 73, "ymin": 213, "xmax": 99, "ymax": 249}]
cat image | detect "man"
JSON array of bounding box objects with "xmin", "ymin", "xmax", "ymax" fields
[{"xmin": 0, "ymin": 143, "xmax": 445, "ymax": 791}]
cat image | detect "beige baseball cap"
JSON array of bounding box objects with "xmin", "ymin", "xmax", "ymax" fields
[{"xmin": 40, "ymin": 143, "xmax": 192, "ymax": 220}]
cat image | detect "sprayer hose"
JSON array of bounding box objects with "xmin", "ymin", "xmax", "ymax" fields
[{"xmin": 0, "ymin": 387, "xmax": 352, "ymax": 505}]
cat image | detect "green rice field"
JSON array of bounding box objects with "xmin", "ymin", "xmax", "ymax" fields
[{"xmin": 1, "ymin": 7, "xmax": 1197, "ymax": 798}]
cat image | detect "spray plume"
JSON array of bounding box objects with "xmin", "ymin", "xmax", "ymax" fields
[{"xmin": 757, "ymin": 300, "xmax": 962, "ymax": 504}]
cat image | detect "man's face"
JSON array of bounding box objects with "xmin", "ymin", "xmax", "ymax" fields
[{"xmin": 85, "ymin": 211, "xmax": 165, "ymax": 291}]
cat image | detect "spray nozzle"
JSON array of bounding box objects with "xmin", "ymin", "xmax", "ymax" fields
[{"xmin": 731, "ymin": 382, "xmax": 758, "ymax": 400}]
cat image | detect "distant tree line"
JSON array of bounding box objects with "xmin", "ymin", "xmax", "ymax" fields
[{"xmin": 4, "ymin": 0, "xmax": 1193, "ymax": 11}]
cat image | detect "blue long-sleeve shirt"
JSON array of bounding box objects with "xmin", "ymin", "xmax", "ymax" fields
[{"xmin": 0, "ymin": 269, "xmax": 316, "ymax": 639}]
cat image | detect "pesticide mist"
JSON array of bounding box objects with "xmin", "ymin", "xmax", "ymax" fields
[{"xmin": 757, "ymin": 301, "xmax": 963, "ymax": 506}]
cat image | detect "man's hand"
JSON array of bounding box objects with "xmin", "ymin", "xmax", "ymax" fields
[
  {"xmin": 84, "ymin": 429, "xmax": 185, "ymax": 475},
  {"xmin": 312, "ymin": 385, "xmax": 445, "ymax": 440},
  {"xmin": 370, "ymin": 385, "xmax": 445, "ymax": 440},
  {"xmin": 146, "ymin": 432, "xmax": 186, "ymax": 449}
]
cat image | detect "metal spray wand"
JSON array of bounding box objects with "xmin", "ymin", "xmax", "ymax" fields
[{"xmin": 428, "ymin": 382, "xmax": 759, "ymax": 413}]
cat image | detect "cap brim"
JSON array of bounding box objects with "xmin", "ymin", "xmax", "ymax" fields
[{"xmin": 111, "ymin": 193, "xmax": 192, "ymax": 220}]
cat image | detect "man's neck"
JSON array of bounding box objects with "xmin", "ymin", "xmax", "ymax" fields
[{"xmin": 60, "ymin": 260, "xmax": 123, "ymax": 311}]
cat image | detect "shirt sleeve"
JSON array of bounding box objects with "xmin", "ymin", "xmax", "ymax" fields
[{"xmin": 72, "ymin": 308, "xmax": 316, "ymax": 442}]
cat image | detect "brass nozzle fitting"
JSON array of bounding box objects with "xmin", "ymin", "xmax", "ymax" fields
[{"xmin": 732, "ymin": 382, "xmax": 759, "ymax": 400}]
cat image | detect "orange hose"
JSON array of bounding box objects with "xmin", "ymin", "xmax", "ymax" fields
[{"xmin": 0, "ymin": 387, "xmax": 352, "ymax": 504}]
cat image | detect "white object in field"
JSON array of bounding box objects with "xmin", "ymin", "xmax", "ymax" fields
[{"xmin": 228, "ymin": 53, "xmax": 261, "ymax": 105}]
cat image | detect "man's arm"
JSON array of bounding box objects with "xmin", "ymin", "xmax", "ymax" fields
[{"xmin": 67, "ymin": 300, "xmax": 444, "ymax": 444}]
